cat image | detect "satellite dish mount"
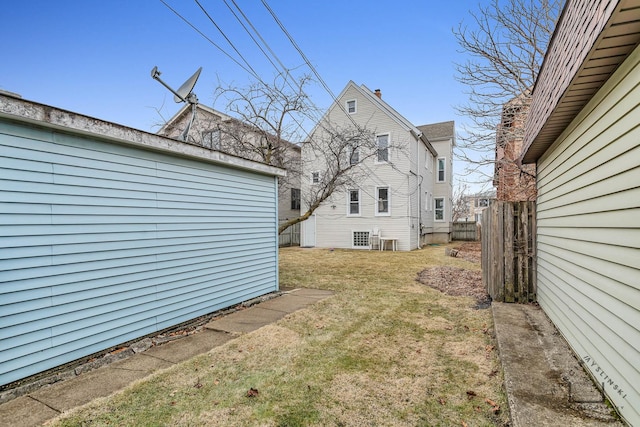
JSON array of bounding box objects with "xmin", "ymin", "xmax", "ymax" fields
[{"xmin": 151, "ymin": 66, "xmax": 202, "ymax": 141}]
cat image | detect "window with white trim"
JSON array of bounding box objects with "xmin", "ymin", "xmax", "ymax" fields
[
  {"xmin": 348, "ymin": 189, "xmax": 360, "ymax": 216},
  {"xmin": 424, "ymin": 191, "xmax": 429, "ymax": 210},
  {"xmin": 437, "ymin": 157, "xmax": 446, "ymax": 182},
  {"xmin": 346, "ymin": 99, "xmax": 357, "ymax": 114},
  {"xmin": 375, "ymin": 186, "xmax": 390, "ymax": 215},
  {"xmin": 376, "ymin": 133, "xmax": 389, "ymax": 163},
  {"xmin": 434, "ymin": 197, "xmax": 445, "ymax": 221},
  {"xmin": 311, "ymin": 171, "xmax": 320, "ymax": 184}
]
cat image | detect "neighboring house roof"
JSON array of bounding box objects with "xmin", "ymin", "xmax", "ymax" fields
[
  {"xmin": 522, "ymin": 0, "xmax": 640, "ymax": 163},
  {"xmin": 158, "ymin": 103, "xmax": 301, "ymax": 154},
  {"xmin": 157, "ymin": 103, "xmax": 234, "ymax": 136},
  {"xmin": 324, "ymin": 81, "xmax": 438, "ymax": 156},
  {"xmin": 416, "ymin": 121, "xmax": 455, "ymax": 144}
]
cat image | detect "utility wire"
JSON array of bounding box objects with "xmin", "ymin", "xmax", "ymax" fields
[
  {"xmin": 159, "ymin": 0, "xmax": 255, "ymax": 78},
  {"xmin": 194, "ymin": 0, "xmax": 262, "ymax": 80}
]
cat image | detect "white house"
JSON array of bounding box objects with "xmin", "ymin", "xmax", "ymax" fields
[
  {"xmin": 0, "ymin": 92, "xmax": 284, "ymax": 387},
  {"xmin": 301, "ymin": 82, "xmax": 453, "ymax": 250},
  {"xmin": 521, "ymin": 1, "xmax": 640, "ymax": 424}
]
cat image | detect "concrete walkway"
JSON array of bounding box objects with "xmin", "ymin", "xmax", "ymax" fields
[
  {"xmin": 492, "ymin": 302, "xmax": 623, "ymax": 426},
  {"xmin": 0, "ymin": 288, "xmax": 334, "ymax": 427}
]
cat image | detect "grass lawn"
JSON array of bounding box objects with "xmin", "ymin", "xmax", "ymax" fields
[{"xmin": 51, "ymin": 244, "xmax": 509, "ymax": 426}]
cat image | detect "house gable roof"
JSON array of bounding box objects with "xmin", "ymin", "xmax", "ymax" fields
[
  {"xmin": 320, "ymin": 81, "xmax": 438, "ymax": 155},
  {"xmin": 522, "ymin": 0, "xmax": 640, "ymax": 163}
]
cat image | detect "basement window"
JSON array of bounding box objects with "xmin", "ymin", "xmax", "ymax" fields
[{"xmin": 352, "ymin": 231, "xmax": 371, "ymax": 249}]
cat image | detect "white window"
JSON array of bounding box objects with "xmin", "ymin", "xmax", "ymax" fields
[
  {"xmin": 376, "ymin": 133, "xmax": 389, "ymax": 163},
  {"xmin": 437, "ymin": 157, "xmax": 446, "ymax": 182},
  {"xmin": 311, "ymin": 171, "xmax": 320, "ymax": 184},
  {"xmin": 348, "ymin": 189, "xmax": 360, "ymax": 216},
  {"xmin": 352, "ymin": 231, "xmax": 370, "ymax": 249},
  {"xmin": 348, "ymin": 144, "xmax": 360, "ymax": 166},
  {"xmin": 424, "ymin": 191, "xmax": 429, "ymax": 210},
  {"xmin": 346, "ymin": 99, "xmax": 357, "ymax": 114},
  {"xmin": 434, "ymin": 197, "xmax": 445, "ymax": 221},
  {"xmin": 375, "ymin": 186, "xmax": 390, "ymax": 216}
]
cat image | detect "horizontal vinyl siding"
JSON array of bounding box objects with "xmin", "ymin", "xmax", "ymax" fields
[
  {"xmin": 0, "ymin": 121, "xmax": 278, "ymax": 386},
  {"xmin": 311, "ymin": 85, "xmax": 416, "ymax": 250},
  {"xmin": 535, "ymin": 45, "xmax": 640, "ymax": 425}
]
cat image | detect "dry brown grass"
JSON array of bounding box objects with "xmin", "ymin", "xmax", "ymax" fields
[{"xmin": 52, "ymin": 243, "xmax": 509, "ymax": 427}]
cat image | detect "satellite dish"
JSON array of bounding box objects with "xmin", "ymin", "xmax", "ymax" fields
[
  {"xmin": 151, "ymin": 66, "xmax": 203, "ymax": 141},
  {"xmin": 174, "ymin": 67, "xmax": 202, "ymax": 103}
]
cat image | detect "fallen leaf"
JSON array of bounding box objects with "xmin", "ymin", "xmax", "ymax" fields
[
  {"xmin": 194, "ymin": 378, "xmax": 203, "ymax": 389},
  {"xmin": 466, "ymin": 390, "xmax": 477, "ymax": 399},
  {"xmin": 485, "ymin": 397, "xmax": 500, "ymax": 413},
  {"xmin": 214, "ymin": 379, "xmax": 220, "ymax": 385},
  {"xmin": 247, "ymin": 387, "xmax": 259, "ymax": 397},
  {"xmin": 438, "ymin": 397, "xmax": 447, "ymax": 405},
  {"xmin": 461, "ymin": 421, "xmax": 468, "ymax": 427}
]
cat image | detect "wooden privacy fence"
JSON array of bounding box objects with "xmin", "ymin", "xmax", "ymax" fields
[
  {"xmin": 481, "ymin": 201, "xmax": 536, "ymax": 303},
  {"xmin": 452, "ymin": 221, "xmax": 479, "ymax": 241},
  {"xmin": 279, "ymin": 222, "xmax": 300, "ymax": 247}
]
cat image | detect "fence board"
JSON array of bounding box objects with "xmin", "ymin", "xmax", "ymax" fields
[
  {"xmin": 482, "ymin": 201, "xmax": 536, "ymax": 303},
  {"xmin": 452, "ymin": 221, "xmax": 479, "ymax": 241}
]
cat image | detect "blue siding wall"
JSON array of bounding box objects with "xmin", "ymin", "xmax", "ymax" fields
[{"xmin": 0, "ymin": 120, "xmax": 279, "ymax": 386}]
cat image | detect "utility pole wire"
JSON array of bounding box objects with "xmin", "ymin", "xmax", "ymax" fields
[{"xmin": 158, "ymin": 0, "xmax": 255, "ymax": 78}]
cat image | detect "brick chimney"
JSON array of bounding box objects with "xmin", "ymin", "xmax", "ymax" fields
[{"xmin": 374, "ymin": 89, "xmax": 382, "ymax": 98}]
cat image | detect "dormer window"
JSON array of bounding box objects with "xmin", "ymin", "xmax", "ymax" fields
[{"xmin": 346, "ymin": 100, "xmax": 357, "ymax": 114}]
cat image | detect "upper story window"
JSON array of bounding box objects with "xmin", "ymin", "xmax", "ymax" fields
[
  {"xmin": 376, "ymin": 133, "xmax": 389, "ymax": 163},
  {"xmin": 348, "ymin": 145, "xmax": 360, "ymax": 166},
  {"xmin": 477, "ymin": 198, "xmax": 489, "ymax": 207},
  {"xmin": 291, "ymin": 188, "xmax": 301, "ymax": 210},
  {"xmin": 311, "ymin": 171, "xmax": 320, "ymax": 184},
  {"xmin": 437, "ymin": 157, "xmax": 446, "ymax": 182},
  {"xmin": 346, "ymin": 99, "xmax": 357, "ymax": 114},
  {"xmin": 375, "ymin": 186, "xmax": 390, "ymax": 216},
  {"xmin": 348, "ymin": 189, "xmax": 360, "ymax": 216}
]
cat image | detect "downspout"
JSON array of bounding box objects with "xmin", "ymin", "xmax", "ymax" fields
[{"xmin": 415, "ymin": 132, "xmax": 422, "ymax": 249}]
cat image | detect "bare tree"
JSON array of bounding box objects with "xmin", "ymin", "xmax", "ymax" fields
[
  {"xmin": 454, "ymin": 0, "xmax": 562, "ymax": 186},
  {"xmin": 212, "ymin": 73, "xmax": 379, "ymax": 234},
  {"xmin": 451, "ymin": 181, "xmax": 471, "ymax": 223}
]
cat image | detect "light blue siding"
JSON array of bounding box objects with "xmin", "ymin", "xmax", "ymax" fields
[{"xmin": 0, "ymin": 119, "xmax": 279, "ymax": 386}]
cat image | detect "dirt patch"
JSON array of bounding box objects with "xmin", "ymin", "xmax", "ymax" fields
[
  {"xmin": 455, "ymin": 241, "xmax": 482, "ymax": 263},
  {"xmin": 417, "ymin": 242, "xmax": 490, "ymax": 308}
]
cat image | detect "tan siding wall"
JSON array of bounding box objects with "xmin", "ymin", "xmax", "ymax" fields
[{"xmin": 536, "ymin": 44, "xmax": 640, "ymax": 425}]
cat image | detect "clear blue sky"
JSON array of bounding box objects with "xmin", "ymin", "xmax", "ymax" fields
[{"xmin": 1, "ymin": 1, "xmax": 493, "ymax": 189}]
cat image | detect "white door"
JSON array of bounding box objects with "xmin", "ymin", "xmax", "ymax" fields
[{"xmin": 301, "ymin": 214, "xmax": 316, "ymax": 247}]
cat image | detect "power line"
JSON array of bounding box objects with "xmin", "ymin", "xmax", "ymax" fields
[
  {"xmin": 158, "ymin": 0, "xmax": 255, "ymax": 78},
  {"xmin": 194, "ymin": 0, "xmax": 262, "ymax": 81}
]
